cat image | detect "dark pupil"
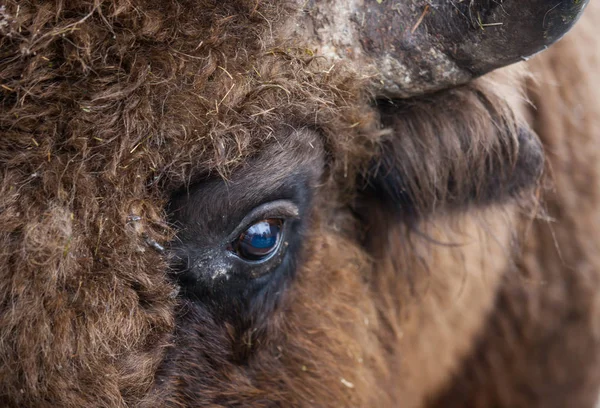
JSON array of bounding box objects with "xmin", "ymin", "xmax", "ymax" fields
[{"xmin": 235, "ymin": 219, "xmax": 282, "ymax": 261}]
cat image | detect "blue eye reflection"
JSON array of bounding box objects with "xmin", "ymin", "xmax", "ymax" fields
[{"xmin": 233, "ymin": 219, "xmax": 283, "ymax": 261}]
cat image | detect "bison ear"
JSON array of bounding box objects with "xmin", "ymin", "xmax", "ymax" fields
[{"xmin": 360, "ymin": 86, "xmax": 544, "ymax": 218}]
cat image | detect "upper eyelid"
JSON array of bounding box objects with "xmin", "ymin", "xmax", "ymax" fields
[{"xmin": 224, "ymin": 200, "xmax": 300, "ymax": 244}]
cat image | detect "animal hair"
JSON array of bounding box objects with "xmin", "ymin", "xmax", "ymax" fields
[
  {"xmin": 0, "ymin": 0, "xmax": 599, "ymax": 407},
  {"xmin": 363, "ymin": 66, "xmax": 543, "ymax": 219}
]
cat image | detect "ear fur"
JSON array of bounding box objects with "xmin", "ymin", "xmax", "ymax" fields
[{"xmin": 361, "ymin": 81, "xmax": 544, "ymax": 218}]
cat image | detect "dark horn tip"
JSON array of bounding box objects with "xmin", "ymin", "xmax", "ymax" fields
[
  {"xmin": 457, "ymin": 0, "xmax": 590, "ymax": 75},
  {"xmin": 541, "ymin": 0, "xmax": 590, "ymax": 45}
]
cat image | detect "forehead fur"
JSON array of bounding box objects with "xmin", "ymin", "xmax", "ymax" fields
[{"xmin": 0, "ymin": 0, "xmax": 377, "ymax": 187}]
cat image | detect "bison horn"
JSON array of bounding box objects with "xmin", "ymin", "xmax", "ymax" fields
[{"xmin": 294, "ymin": 0, "xmax": 589, "ymax": 97}]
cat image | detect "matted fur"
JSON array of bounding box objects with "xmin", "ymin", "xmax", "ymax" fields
[{"xmin": 1, "ymin": 0, "xmax": 599, "ymax": 407}]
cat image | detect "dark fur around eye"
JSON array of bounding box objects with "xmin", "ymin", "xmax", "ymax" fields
[
  {"xmin": 165, "ymin": 132, "xmax": 324, "ymax": 328},
  {"xmin": 168, "ymin": 186, "xmax": 308, "ymax": 327}
]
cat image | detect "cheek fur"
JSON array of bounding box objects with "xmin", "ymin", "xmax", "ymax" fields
[{"xmin": 154, "ymin": 226, "xmax": 389, "ymax": 407}]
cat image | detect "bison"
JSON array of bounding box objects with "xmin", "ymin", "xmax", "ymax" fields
[{"xmin": 1, "ymin": 0, "xmax": 599, "ymax": 406}]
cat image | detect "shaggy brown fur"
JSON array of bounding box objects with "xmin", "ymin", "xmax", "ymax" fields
[{"xmin": 1, "ymin": 0, "xmax": 599, "ymax": 407}]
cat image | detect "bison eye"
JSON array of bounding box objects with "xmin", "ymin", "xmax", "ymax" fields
[{"xmin": 230, "ymin": 219, "xmax": 283, "ymax": 261}]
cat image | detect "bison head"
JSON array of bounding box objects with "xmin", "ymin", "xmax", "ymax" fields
[{"xmin": 0, "ymin": 0, "xmax": 595, "ymax": 407}]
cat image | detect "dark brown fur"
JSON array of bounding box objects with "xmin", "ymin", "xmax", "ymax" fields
[{"xmin": 1, "ymin": 1, "xmax": 599, "ymax": 407}]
